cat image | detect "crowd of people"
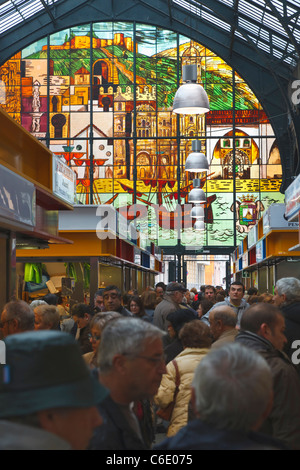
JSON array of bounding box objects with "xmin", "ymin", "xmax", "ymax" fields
[{"xmin": 0, "ymin": 276, "xmax": 300, "ymax": 450}]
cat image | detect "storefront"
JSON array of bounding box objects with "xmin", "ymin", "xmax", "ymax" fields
[
  {"xmin": 16, "ymin": 205, "xmax": 163, "ymax": 307},
  {"xmin": 232, "ymin": 203, "xmax": 300, "ymax": 292}
]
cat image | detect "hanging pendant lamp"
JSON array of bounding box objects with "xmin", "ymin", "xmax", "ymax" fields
[
  {"xmin": 194, "ymin": 219, "xmax": 206, "ymax": 231},
  {"xmin": 191, "ymin": 205, "xmax": 205, "ymax": 219},
  {"xmin": 173, "ymin": 64, "xmax": 210, "ymax": 115},
  {"xmin": 185, "ymin": 140, "xmax": 209, "ymax": 172},
  {"xmin": 188, "ymin": 178, "xmax": 206, "ymax": 204}
]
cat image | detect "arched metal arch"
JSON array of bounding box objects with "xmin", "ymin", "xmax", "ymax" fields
[{"xmin": 0, "ymin": 0, "xmax": 298, "ymax": 189}]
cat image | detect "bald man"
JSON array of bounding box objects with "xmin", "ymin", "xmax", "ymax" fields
[{"xmin": 209, "ymin": 306, "xmax": 238, "ymax": 349}]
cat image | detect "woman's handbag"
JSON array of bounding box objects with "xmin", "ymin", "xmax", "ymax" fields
[{"xmin": 156, "ymin": 359, "xmax": 180, "ymax": 421}]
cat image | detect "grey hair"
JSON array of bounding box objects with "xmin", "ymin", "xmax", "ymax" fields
[
  {"xmin": 276, "ymin": 277, "xmax": 300, "ymax": 303},
  {"xmin": 98, "ymin": 317, "xmax": 165, "ymax": 373},
  {"xmin": 90, "ymin": 311, "xmax": 121, "ymax": 329},
  {"xmin": 30, "ymin": 300, "xmax": 47, "ymax": 310},
  {"xmin": 34, "ymin": 304, "xmax": 60, "ymax": 330},
  {"xmin": 192, "ymin": 342, "xmax": 272, "ymax": 432},
  {"xmin": 165, "ymin": 290, "xmax": 176, "ymax": 298},
  {"xmin": 210, "ymin": 306, "xmax": 237, "ymax": 327},
  {"xmin": 4, "ymin": 300, "xmax": 34, "ymax": 332}
]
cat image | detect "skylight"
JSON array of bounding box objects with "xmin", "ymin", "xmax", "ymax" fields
[{"xmin": 0, "ymin": 0, "xmax": 61, "ymax": 35}]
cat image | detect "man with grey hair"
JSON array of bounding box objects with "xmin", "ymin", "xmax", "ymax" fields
[
  {"xmin": 273, "ymin": 277, "xmax": 300, "ymax": 369},
  {"xmin": 154, "ymin": 343, "xmax": 287, "ymax": 449},
  {"xmin": 89, "ymin": 317, "xmax": 166, "ymax": 450},
  {"xmin": 33, "ymin": 304, "xmax": 60, "ymax": 331},
  {"xmin": 209, "ymin": 306, "xmax": 238, "ymax": 349},
  {"xmin": 0, "ymin": 300, "xmax": 34, "ymax": 338},
  {"xmin": 153, "ymin": 282, "xmax": 189, "ymax": 333}
]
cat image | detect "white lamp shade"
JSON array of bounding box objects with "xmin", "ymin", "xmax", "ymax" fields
[
  {"xmin": 188, "ymin": 188, "xmax": 206, "ymax": 204},
  {"xmin": 194, "ymin": 219, "xmax": 205, "ymax": 231},
  {"xmin": 191, "ymin": 205, "xmax": 205, "ymax": 218},
  {"xmin": 173, "ymin": 83, "xmax": 210, "ymax": 115}
]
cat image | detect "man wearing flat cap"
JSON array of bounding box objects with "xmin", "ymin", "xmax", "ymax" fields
[
  {"xmin": 0, "ymin": 330, "xmax": 108, "ymax": 450},
  {"xmin": 153, "ymin": 282, "xmax": 190, "ymax": 336}
]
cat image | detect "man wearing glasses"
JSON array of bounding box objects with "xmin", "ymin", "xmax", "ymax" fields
[
  {"xmin": 102, "ymin": 285, "xmax": 132, "ymax": 317},
  {"xmin": 88, "ymin": 317, "xmax": 166, "ymax": 450}
]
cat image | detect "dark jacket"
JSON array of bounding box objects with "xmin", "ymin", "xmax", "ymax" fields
[
  {"xmin": 153, "ymin": 418, "xmax": 288, "ymax": 450},
  {"xmin": 281, "ymin": 301, "xmax": 300, "ymax": 372},
  {"xmin": 88, "ymin": 395, "xmax": 148, "ymax": 450},
  {"xmin": 144, "ymin": 308, "xmax": 155, "ymax": 323},
  {"xmin": 77, "ymin": 325, "xmax": 93, "ymax": 354},
  {"xmin": 116, "ymin": 305, "xmax": 132, "ymax": 317},
  {"xmin": 164, "ymin": 338, "xmax": 183, "ymax": 364},
  {"xmin": 235, "ymin": 330, "xmax": 300, "ymax": 450}
]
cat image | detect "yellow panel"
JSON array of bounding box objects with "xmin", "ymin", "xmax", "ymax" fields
[
  {"xmin": 16, "ymin": 232, "xmax": 117, "ymax": 258},
  {"xmin": 266, "ymin": 231, "xmax": 300, "ymax": 257}
]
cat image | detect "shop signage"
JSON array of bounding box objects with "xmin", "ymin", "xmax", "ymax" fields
[
  {"xmin": 134, "ymin": 247, "xmax": 141, "ymax": 265},
  {"xmin": 248, "ymin": 224, "xmax": 258, "ymax": 249},
  {"xmin": 263, "ymin": 203, "xmax": 298, "ymax": 235},
  {"xmin": 256, "ymin": 239, "xmax": 265, "ymax": 263},
  {"xmin": 285, "ymin": 174, "xmax": 300, "ymax": 220},
  {"xmin": 0, "ymin": 164, "xmax": 35, "ymax": 228},
  {"xmin": 150, "ymin": 256, "xmax": 155, "ymax": 270},
  {"xmin": 52, "ymin": 155, "xmax": 76, "ymax": 205},
  {"xmin": 242, "ymin": 251, "xmax": 248, "ymax": 269}
]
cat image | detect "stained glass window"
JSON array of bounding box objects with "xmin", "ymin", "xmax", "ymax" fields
[{"xmin": 0, "ymin": 22, "xmax": 284, "ymax": 251}]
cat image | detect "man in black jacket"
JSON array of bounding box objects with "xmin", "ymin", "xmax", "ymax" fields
[
  {"xmin": 235, "ymin": 302, "xmax": 300, "ymax": 450},
  {"xmin": 71, "ymin": 303, "xmax": 93, "ymax": 355}
]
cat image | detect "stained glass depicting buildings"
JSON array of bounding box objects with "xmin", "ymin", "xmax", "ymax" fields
[{"xmin": 0, "ymin": 22, "xmax": 285, "ymax": 250}]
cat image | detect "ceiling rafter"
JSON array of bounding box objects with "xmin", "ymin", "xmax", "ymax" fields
[
  {"xmin": 264, "ymin": 0, "xmax": 300, "ymax": 58},
  {"xmin": 40, "ymin": 0, "xmax": 56, "ymax": 24},
  {"xmin": 229, "ymin": 0, "xmax": 239, "ymax": 58},
  {"xmin": 168, "ymin": 0, "xmax": 173, "ymax": 23},
  {"xmin": 185, "ymin": 0, "xmax": 298, "ymax": 66}
]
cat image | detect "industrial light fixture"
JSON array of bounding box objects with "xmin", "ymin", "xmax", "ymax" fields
[
  {"xmin": 188, "ymin": 178, "xmax": 206, "ymax": 204},
  {"xmin": 173, "ymin": 64, "xmax": 210, "ymax": 115},
  {"xmin": 194, "ymin": 219, "xmax": 205, "ymax": 231},
  {"xmin": 190, "ymin": 204, "xmax": 205, "ymax": 219},
  {"xmin": 185, "ymin": 140, "xmax": 209, "ymax": 172}
]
